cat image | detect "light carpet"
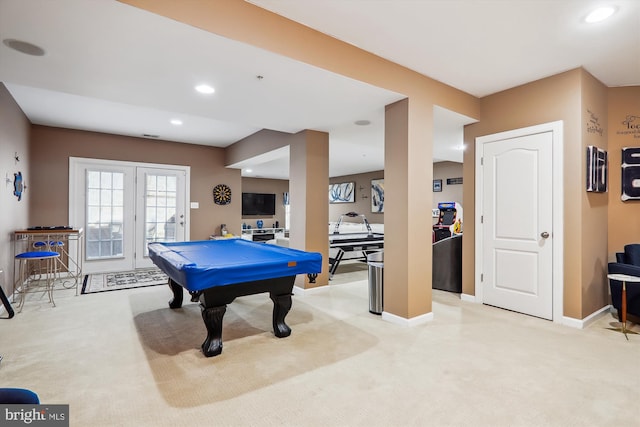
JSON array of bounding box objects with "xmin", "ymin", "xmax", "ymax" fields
[
  {"xmin": 1, "ymin": 270, "xmax": 639, "ymax": 426},
  {"xmin": 82, "ymin": 268, "xmax": 168, "ymax": 294}
]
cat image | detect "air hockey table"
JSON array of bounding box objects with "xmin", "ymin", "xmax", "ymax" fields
[
  {"xmin": 328, "ymin": 233, "xmax": 384, "ymax": 278},
  {"xmin": 148, "ymin": 239, "xmax": 322, "ymax": 357}
]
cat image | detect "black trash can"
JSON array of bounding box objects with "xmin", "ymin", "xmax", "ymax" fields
[{"xmin": 367, "ymin": 250, "xmax": 383, "ymax": 314}]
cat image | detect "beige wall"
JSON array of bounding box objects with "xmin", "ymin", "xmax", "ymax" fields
[
  {"xmin": 241, "ymin": 177, "xmax": 288, "ymax": 229},
  {"xmin": 580, "ymin": 71, "xmax": 609, "ymax": 317},
  {"xmin": 329, "ymin": 171, "xmax": 384, "ymax": 224},
  {"xmin": 384, "ymin": 98, "xmax": 434, "ymax": 318},
  {"xmin": 226, "ymin": 130, "xmax": 290, "ymax": 167},
  {"xmin": 464, "ymin": 69, "xmax": 606, "ymax": 320},
  {"xmin": 607, "ymin": 86, "xmax": 640, "ymax": 254},
  {"xmin": 327, "ymin": 163, "xmax": 462, "ymax": 227},
  {"xmin": 0, "ymin": 83, "xmax": 31, "ymax": 297},
  {"xmin": 29, "ymin": 126, "xmax": 241, "ymax": 240},
  {"xmin": 243, "ymin": 169, "xmax": 388, "ymax": 229},
  {"xmin": 288, "ymin": 130, "xmax": 330, "ymax": 287}
]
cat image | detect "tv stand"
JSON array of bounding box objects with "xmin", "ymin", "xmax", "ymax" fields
[{"xmin": 241, "ymin": 228, "xmax": 285, "ymax": 242}]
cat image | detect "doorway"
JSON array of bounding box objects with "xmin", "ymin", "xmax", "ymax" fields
[
  {"xmin": 474, "ymin": 121, "xmax": 563, "ymax": 321},
  {"xmin": 69, "ymin": 158, "xmax": 189, "ymax": 274}
]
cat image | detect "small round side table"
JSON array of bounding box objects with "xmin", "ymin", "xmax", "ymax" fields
[{"xmin": 607, "ymin": 273, "xmax": 640, "ymax": 340}]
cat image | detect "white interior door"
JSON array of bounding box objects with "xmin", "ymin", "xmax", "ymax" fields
[
  {"xmin": 478, "ymin": 130, "xmax": 554, "ymax": 320},
  {"xmin": 70, "ymin": 158, "xmax": 189, "ymax": 274},
  {"xmin": 135, "ymin": 167, "xmax": 186, "ymax": 269}
]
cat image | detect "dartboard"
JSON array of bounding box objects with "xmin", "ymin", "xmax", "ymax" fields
[{"xmin": 213, "ymin": 184, "xmax": 232, "ymax": 205}]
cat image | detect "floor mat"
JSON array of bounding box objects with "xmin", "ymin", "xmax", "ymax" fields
[{"xmin": 82, "ymin": 268, "xmax": 168, "ymax": 294}]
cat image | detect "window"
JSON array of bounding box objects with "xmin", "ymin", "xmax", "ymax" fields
[{"xmin": 86, "ymin": 170, "xmax": 124, "ymax": 259}]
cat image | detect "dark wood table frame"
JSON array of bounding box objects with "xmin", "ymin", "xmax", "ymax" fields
[
  {"xmin": 168, "ymin": 276, "xmax": 296, "ymax": 357},
  {"xmin": 0, "ymin": 284, "xmax": 15, "ymax": 319}
]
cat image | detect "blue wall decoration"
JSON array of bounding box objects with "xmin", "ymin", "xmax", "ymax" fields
[
  {"xmin": 371, "ymin": 179, "xmax": 384, "ymax": 213},
  {"xmin": 13, "ymin": 171, "xmax": 24, "ymax": 201},
  {"xmin": 329, "ymin": 182, "xmax": 355, "ymax": 203}
]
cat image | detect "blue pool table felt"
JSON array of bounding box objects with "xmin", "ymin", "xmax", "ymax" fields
[{"xmin": 148, "ymin": 239, "xmax": 322, "ymax": 292}]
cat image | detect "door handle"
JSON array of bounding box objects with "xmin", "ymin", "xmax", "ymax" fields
[{"xmin": 540, "ymin": 231, "xmax": 550, "ymax": 239}]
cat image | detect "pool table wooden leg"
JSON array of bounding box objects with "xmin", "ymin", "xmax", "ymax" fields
[
  {"xmin": 168, "ymin": 279, "xmax": 183, "ymax": 309},
  {"xmin": 270, "ymin": 292, "xmax": 292, "ymax": 338},
  {"xmin": 201, "ymin": 305, "xmax": 226, "ymax": 357}
]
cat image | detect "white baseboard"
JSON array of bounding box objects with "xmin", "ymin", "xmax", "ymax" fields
[
  {"xmin": 562, "ymin": 305, "xmax": 611, "ymax": 329},
  {"xmin": 460, "ymin": 293, "xmax": 477, "ymax": 303},
  {"xmin": 293, "ymin": 284, "xmax": 329, "ymax": 296},
  {"xmin": 382, "ymin": 310, "xmax": 434, "ymax": 326}
]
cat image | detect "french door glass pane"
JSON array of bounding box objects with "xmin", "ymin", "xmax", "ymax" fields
[
  {"xmin": 144, "ymin": 174, "xmax": 178, "ymax": 254},
  {"xmin": 86, "ymin": 170, "xmax": 125, "ymax": 259}
]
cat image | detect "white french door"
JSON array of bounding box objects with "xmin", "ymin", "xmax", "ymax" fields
[
  {"xmin": 135, "ymin": 167, "xmax": 186, "ymax": 269},
  {"xmin": 69, "ymin": 158, "xmax": 189, "ymax": 274}
]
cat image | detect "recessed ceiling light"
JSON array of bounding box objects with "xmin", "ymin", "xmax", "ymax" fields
[
  {"xmin": 3, "ymin": 38, "xmax": 46, "ymax": 56},
  {"xmin": 245, "ymin": 169, "xmax": 253, "ymax": 173},
  {"xmin": 195, "ymin": 84, "xmax": 215, "ymax": 94},
  {"xmin": 585, "ymin": 6, "xmax": 616, "ymax": 23},
  {"xmin": 354, "ymin": 120, "xmax": 371, "ymax": 126},
  {"xmin": 170, "ymin": 119, "xmax": 183, "ymax": 126}
]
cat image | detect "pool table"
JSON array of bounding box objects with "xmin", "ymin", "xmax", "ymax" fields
[{"xmin": 148, "ymin": 239, "xmax": 322, "ymax": 357}]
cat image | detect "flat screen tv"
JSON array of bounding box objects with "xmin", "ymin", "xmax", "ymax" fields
[{"xmin": 242, "ymin": 192, "xmax": 276, "ymax": 216}]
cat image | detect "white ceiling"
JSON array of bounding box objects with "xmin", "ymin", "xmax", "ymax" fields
[
  {"xmin": 251, "ymin": 0, "xmax": 640, "ymax": 97},
  {"xmin": 1, "ymin": 0, "xmax": 638, "ymax": 179}
]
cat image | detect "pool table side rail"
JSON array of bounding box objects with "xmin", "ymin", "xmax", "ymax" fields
[{"xmin": 148, "ymin": 240, "xmax": 322, "ymax": 292}]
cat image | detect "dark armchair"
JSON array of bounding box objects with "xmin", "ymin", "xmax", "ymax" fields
[
  {"xmin": 0, "ymin": 388, "xmax": 40, "ymax": 404},
  {"xmin": 608, "ymin": 244, "xmax": 640, "ymax": 321}
]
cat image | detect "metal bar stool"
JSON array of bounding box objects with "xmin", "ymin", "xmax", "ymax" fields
[
  {"xmin": 29, "ymin": 241, "xmax": 49, "ymax": 281},
  {"xmin": 48, "ymin": 240, "xmax": 65, "ymax": 283},
  {"xmin": 14, "ymin": 251, "xmax": 60, "ymax": 312}
]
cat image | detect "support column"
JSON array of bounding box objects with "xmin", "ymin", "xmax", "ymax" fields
[
  {"xmin": 384, "ymin": 98, "xmax": 433, "ymax": 322},
  {"xmin": 289, "ymin": 130, "xmax": 330, "ymax": 288}
]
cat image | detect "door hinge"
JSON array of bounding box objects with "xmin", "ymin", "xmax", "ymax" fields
[
  {"xmin": 481, "ymin": 215, "xmax": 483, "ymax": 224},
  {"xmin": 480, "ymin": 157, "xmax": 483, "ymax": 166},
  {"xmin": 481, "ymin": 273, "xmax": 484, "ymax": 282}
]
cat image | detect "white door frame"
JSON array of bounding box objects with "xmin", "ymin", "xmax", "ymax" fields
[
  {"xmin": 474, "ymin": 121, "xmax": 564, "ymax": 323},
  {"xmin": 69, "ymin": 157, "xmax": 190, "ymax": 273}
]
